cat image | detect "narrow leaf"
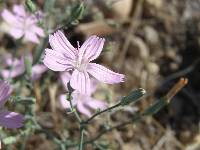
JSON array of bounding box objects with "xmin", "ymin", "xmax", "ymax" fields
[
  {"xmin": 25, "ymin": 0, "xmax": 37, "ymax": 13},
  {"xmin": 12, "ymin": 96, "xmax": 36, "ymax": 105},
  {"xmin": 3, "ymin": 136, "xmax": 17, "ymax": 145},
  {"xmin": 142, "ymin": 97, "xmax": 168, "ymax": 116},
  {"xmin": 70, "ymin": 2, "xmax": 84, "ymax": 23}
]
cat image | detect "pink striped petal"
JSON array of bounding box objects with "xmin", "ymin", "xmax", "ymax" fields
[
  {"xmin": 43, "ymin": 48, "xmax": 74, "ymax": 71},
  {"xmin": 79, "ymin": 36, "xmax": 105, "ymax": 62},
  {"xmin": 12, "ymin": 5, "xmax": 26, "ymax": 17},
  {"xmin": 70, "ymin": 70, "xmax": 90, "ymax": 95},
  {"xmin": 87, "ymin": 63, "xmax": 125, "ymax": 84},
  {"xmin": 0, "ymin": 81, "xmax": 12, "ymax": 107},
  {"xmin": 77, "ymin": 101, "xmax": 92, "ymax": 117},
  {"xmin": 1, "ymin": 57, "xmax": 25, "ymax": 79},
  {"xmin": 89, "ymin": 79, "xmax": 98, "ymax": 95},
  {"xmin": 85, "ymin": 98, "xmax": 108, "ymax": 110},
  {"xmin": 78, "ymin": 36, "xmax": 95, "ymax": 63},
  {"xmin": 0, "ymin": 111, "xmax": 24, "ymax": 128},
  {"xmin": 59, "ymin": 93, "xmax": 77, "ymax": 109},
  {"xmin": 9, "ymin": 27, "xmax": 23, "ymax": 39},
  {"xmin": 31, "ymin": 25, "xmax": 45, "ymax": 37},
  {"xmin": 59, "ymin": 94, "xmax": 70, "ymax": 109},
  {"xmin": 24, "ymin": 31, "xmax": 39, "ymax": 43},
  {"xmin": 49, "ymin": 31, "xmax": 76, "ymax": 59},
  {"xmin": 1, "ymin": 9, "xmax": 17, "ymax": 24},
  {"xmin": 60, "ymin": 72, "xmax": 71, "ymax": 91},
  {"xmin": 1, "ymin": 69, "xmax": 24, "ymax": 79},
  {"xmin": 31, "ymin": 64, "xmax": 48, "ymax": 81}
]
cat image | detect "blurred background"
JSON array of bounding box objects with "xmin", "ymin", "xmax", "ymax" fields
[{"xmin": 0, "ymin": 0, "xmax": 200, "ymax": 149}]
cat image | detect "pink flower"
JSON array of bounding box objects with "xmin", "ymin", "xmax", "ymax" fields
[
  {"xmin": 59, "ymin": 73, "xmax": 107, "ymax": 117},
  {"xmin": 0, "ymin": 81, "xmax": 24, "ymax": 128},
  {"xmin": 43, "ymin": 30, "xmax": 125, "ymax": 95},
  {"xmin": 1, "ymin": 55, "xmax": 25, "ymax": 79},
  {"xmin": 1, "ymin": 4, "xmax": 45, "ymax": 43},
  {"xmin": 60, "ymin": 93, "xmax": 107, "ymax": 117},
  {"xmin": 0, "ymin": 54, "xmax": 47, "ymax": 81}
]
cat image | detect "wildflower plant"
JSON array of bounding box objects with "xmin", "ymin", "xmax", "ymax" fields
[{"xmin": 0, "ymin": 1, "xmax": 189, "ymax": 150}]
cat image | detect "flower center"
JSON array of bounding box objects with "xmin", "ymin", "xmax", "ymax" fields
[
  {"xmin": 74, "ymin": 41, "xmax": 88, "ymax": 72},
  {"xmin": 75, "ymin": 60, "xmax": 88, "ymax": 72}
]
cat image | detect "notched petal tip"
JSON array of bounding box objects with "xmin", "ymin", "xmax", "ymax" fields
[
  {"xmin": 87, "ymin": 63, "xmax": 125, "ymax": 84},
  {"xmin": 119, "ymin": 74, "xmax": 125, "ymax": 82},
  {"xmin": 57, "ymin": 30, "xmax": 64, "ymax": 35}
]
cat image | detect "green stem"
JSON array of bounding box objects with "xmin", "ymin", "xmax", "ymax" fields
[
  {"xmin": 66, "ymin": 86, "xmax": 86, "ymax": 150},
  {"xmin": 78, "ymin": 127, "xmax": 84, "ymax": 150},
  {"xmin": 74, "ymin": 109, "xmax": 82, "ymax": 123},
  {"xmin": 65, "ymin": 114, "xmax": 141, "ymax": 148},
  {"xmin": 33, "ymin": 37, "xmax": 48, "ymax": 64},
  {"xmin": 68, "ymin": 93, "xmax": 82, "ymax": 123},
  {"xmin": 83, "ymin": 102, "xmax": 121, "ymax": 124}
]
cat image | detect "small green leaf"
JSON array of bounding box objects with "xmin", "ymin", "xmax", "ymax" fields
[
  {"xmin": 70, "ymin": 2, "xmax": 85, "ymax": 23},
  {"xmin": 120, "ymin": 88, "xmax": 146, "ymax": 106},
  {"xmin": 25, "ymin": 0, "xmax": 37, "ymax": 13},
  {"xmin": 3, "ymin": 136, "xmax": 17, "ymax": 145},
  {"xmin": 12, "ymin": 96, "xmax": 36, "ymax": 105},
  {"xmin": 142, "ymin": 97, "xmax": 168, "ymax": 116}
]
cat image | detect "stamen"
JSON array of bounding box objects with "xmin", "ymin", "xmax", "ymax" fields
[{"xmin": 77, "ymin": 41, "xmax": 80, "ymax": 50}]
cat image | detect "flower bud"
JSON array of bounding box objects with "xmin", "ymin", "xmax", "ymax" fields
[{"xmin": 120, "ymin": 88, "xmax": 146, "ymax": 106}]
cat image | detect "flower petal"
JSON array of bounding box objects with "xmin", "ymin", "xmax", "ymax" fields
[
  {"xmin": 85, "ymin": 98, "xmax": 108, "ymax": 110},
  {"xmin": 0, "ymin": 81, "xmax": 12, "ymax": 107},
  {"xmin": 31, "ymin": 25, "xmax": 45, "ymax": 37},
  {"xmin": 59, "ymin": 94, "xmax": 70, "ymax": 109},
  {"xmin": 77, "ymin": 101, "xmax": 92, "ymax": 117},
  {"xmin": 43, "ymin": 48, "xmax": 74, "ymax": 71},
  {"xmin": 0, "ymin": 111, "xmax": 24, "ymax": 128},
  {"xmin": 70, "ymin": 70, "xmax": 90, "ymax": 95},
  {"xmin": 31, "ymin": 64, "xmax": 48, "ymax": 81},
  {"xmin": 0, "ymin": 57, "xmax": 25, "ymax": 79},
  {"xmin": 12, "ymin": 4, "xmax": 26, "ymax": 17},
  {"xmin": 59, "ymin": 94, "xmax": 77, "ymax": 109},
  {"xmin": 87, "ymin": 63, "xmax": 125, "ymax": 84},
  {"xmin": 1, "ymin": 69, "xmax": 24, "ymax": 79},
  {"xmin": 60, "ymin": 72, "xmax": 71, "ymax": 91},
  {"xmin": 89, "ymin": 79, "xmax": 98, "ymax": 95},
  {"xmin": 78, "ymin": 35, "xmax": 105, "ymax": 62},
  {"xmin": 1, "ymin": 9, "xmax": 17, "ymax": 24},
  {"xmin": 4, "ymin": 54, "xmax": 21, "ymax": 66},
  {"xmin": 24, "ymin": 31, "xmax": 39, "ymax": 43},
  {"xmin": 9, "ymin": 27, "xmax": 23, "ymax": 39},
  {"xmin": 49, "ymin": 30, "xmax": 76, "ymax": 59}
]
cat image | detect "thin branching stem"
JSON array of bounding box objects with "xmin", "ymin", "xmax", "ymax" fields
[
  {"xmin": 68, "ymin": 91, "xmax": 82, "ymax": 123},
  {"xmin": 83, "ymin": 102, "xmax": 122, "ymax": 124},
  {"xmin": 67, "ymin": 88, "xmax": 85, "ymax": 149},
  {"xmin": 78, "ymin": 127, "xmax": 84, "ymax": 150},
  {"xmin": 66, "ymin": 114, "xmax": 141, "ymax": 148}
]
